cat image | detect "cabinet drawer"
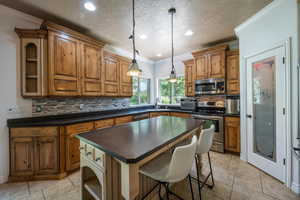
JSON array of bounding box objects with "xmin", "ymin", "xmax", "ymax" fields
[
  {"xmin": 115, "ymin": 116, "xmax": 133, "ymax": 125},
  {"xmin": 11, "ymin": 127, "xmax": 58, "ymax": 138},
  {"xmin": 65, "ymin": 122, "xmax": 94, "ymax": 135},
  {"xmin": 227, "ymin": 80, "xmax": 240, "ymax": 94},
  {"xmin": 94, "ymin": 148, "xmax": 105, "ymax": 168},
  {"xmin": 170, "ymin": 112, "xmax": 191, "ymax": 118},
  {"xmin": 150, "ymin": 112, "xmax": 170, "ymax": 118},
  {"xmin": 85, "ymin": 144, "xmax": 94, "ymax": 160},
  {"xmin": 95, "ymin": 119, "xmax": 114, "ymax": 129}
]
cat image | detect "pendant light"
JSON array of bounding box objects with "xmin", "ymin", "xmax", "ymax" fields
[
  {"xmin": 127, "ymin": 0, "xmax": 142, "ymax": 77},
  {"xmin": 168, "ymin": 7, "xmax": 177, "ymax": 83}
]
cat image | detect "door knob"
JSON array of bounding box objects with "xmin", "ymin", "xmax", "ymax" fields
[{"xmin": 246, "ymin": 114, "xmax": 252, "ymax": 118}]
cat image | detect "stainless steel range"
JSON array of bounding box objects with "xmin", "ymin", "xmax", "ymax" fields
[{"xmin": 192, "ymin": 99, "xmax": 225, "ymax": 153}]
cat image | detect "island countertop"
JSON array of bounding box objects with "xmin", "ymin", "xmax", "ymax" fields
[{"xmin": 76, "ymin": 116, "xmax": 202, "ymax": 163}]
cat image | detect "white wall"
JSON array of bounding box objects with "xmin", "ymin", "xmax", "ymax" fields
[
  {"xmin": 235, "ymin": 0, "xmax": 299, "ymax": 194},
  {"xmin": 0, "ymin": 5, "xmax": 42, "ymax": 183}
]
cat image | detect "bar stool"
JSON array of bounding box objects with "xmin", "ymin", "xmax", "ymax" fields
[
  {"xmin": 139, "ymin": 135, "xmax": 197, "ymax": 200},
  {"xmin": 194, "ymin": 125, "xmax": 215, "ymax": 200}
]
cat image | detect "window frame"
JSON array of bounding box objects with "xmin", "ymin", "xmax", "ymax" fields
[
  {"xmin": 157, "ymin": 75, "xmax": 185, "ymax": 105},
  {"xmin": 130, "ymin": 77, "xmax": 151, "ymax": 105}
]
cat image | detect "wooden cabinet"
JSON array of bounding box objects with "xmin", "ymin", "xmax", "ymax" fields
[
  {"xmin": 48, "ymin": 31, "xmax": 81, "ymax": 96},
  {"xmin": 170, "ymin": 112, "xmax": 191, "ymax": 118},
  {"xmin": 15, "ymin": 29, "xmax": 48, "ymax": 97},
  {"xmin": 119, "ymin": 59, "xmax": 133, "ymax": 97},
  {"xmin": 193, "ymin": 45, "xmax": 227, "ymax": 80},
  {"xmin": 81, "ymin": 43, "xmax": 102, "ymax": 96},
  {"xmin": 95, "ymin": 119, "xmax": 115, "ymax": 129},
  {"xmin": 184, "ymin": 59, "xmax": 195, "ymax": 96},
  {"xmin": 103, "ymin": 52, "xmax": 120, "ymax": 96},
  {"xmin": 149, "ymin": 112, "xmax": 170, "ymax": 118},
  {"xmin": 226, "ymin": 50, "xmax": 240, "ymax": 94},
  {"xmin": 65, "ymin": 122, "xmax": 94, "ymax": 171},
  {"xmin": 35, "ymin": 136, "xmax": 59, "ymax": 174},
  {"xmin": 10, "ymin": 137, "xmax": 34, "ymax": 176},
  {"xmin": 10, "ymin": 127, "xmax": 60, "ymax": 180},
  {"xmin": 115, "ymin": 116, "xmax": 133, "ymax": 125},
  {"xmin": 225, "ymin": 117, "xmax": 240, "ymax": 153}
]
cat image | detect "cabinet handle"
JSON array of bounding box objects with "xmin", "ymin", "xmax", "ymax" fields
[
  {"xmin": 79, "ymin": 147, "xmax": 84, "ymax": 151},
  {"xmin": 86, "ymin": 152, "xmax": 92, "ymax": 156},
  {"xmin": 95, "ymin": 157, "xmax": 101, "ymax": 162},
  {"xmin": 246, "ymin": 114, "xmax": 252, "ymax": 118}
]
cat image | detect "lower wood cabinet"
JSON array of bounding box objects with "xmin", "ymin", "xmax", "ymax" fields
[
  {"xmin": 115, "ymin": 116, "xmax": 133, "ymax": 125},
  {"xmin": 149, "ymin": 112, "xmax": 170, "ymax": 118},
  {"xmin": 170, "ymin": 112, "xmax": 191, "ymax": 118},
  {"xmin": 225, "ymin": 117, "xmax": 240, "ymax": 153},
  {"xmin": 65, "ymin": 122, "xmax": 94, "ymax": 171},
  {"xmin": 10, "ymin": 127, "xmax": 60, "ymax": 180}
]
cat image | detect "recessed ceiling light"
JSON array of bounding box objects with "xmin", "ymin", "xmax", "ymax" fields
[
  {"xmin": 157, "ymin": 53, "xmax": 162, "ymax": 57},
  {"xmin": 140, "ymin": 34, "xmax": 148, "ymax": 40},
  {"xmin": 84, "ymin": 2, "xmax": 96, "ymax": 11},
  {"xmin": 184, "ymin": 30, "xmax": 194, "ymax": 36}
]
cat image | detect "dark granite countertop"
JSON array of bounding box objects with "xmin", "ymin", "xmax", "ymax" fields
[
  {"xmin": 76, "ymin": 116, "xmax": 202, "ymax": 163},
  {"xmin": 7, "ymin": 105, "xmax": 239, "ymax": 128}
]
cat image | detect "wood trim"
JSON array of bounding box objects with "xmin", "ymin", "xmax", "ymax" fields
[
  {"xmin": 41, "ymin": 21, "xmax": 105, "ymax": 47},
  {"xmin": 226, "ymin": 49, "xmax": 239, "ymax": 56},
  {"xmin": 183, "ymin": 59, "xmax": 194, "ymax": 65},
  {"xmin": 15, "ymin": 28, "xmax": 48, "ymax": 38},
  {"xmin": 192, "ymin": 44, "xmax": 229, "ymax": 57}
]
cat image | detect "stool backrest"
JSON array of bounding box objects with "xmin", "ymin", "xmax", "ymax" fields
[
  {"xmin": 166, "ymin": 135, "xmax": 197, "ymax": 182},
  {"xmin": 196, "ymin": 125, "xmax": 215, "ymax": 154}
]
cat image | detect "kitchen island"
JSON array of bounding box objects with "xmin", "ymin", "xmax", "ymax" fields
[{"xmin": 76, "ymin": 116, "xmax": 202, "ymax": 200}]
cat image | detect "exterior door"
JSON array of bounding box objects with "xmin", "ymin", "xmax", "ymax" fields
[{"xmin": 246, "ymin": 46, "xmax": 286, "ymax": 182}]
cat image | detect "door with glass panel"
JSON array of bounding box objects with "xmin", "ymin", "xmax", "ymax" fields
[{"xmin": 246, "ymin": 46, "xmax": 286, "ymax": 182}]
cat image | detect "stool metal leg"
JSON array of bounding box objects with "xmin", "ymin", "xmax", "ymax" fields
[
  {"xmin": 195, "ymin": 154, "xmax": 202, "ymax": 200},
  {"xmin": 188, "ymin": 175, "xmax": 195, "ymax": 200},
  {"xmin": 207, "ymin": 151, "xmax": 215, "ymax": 188}
]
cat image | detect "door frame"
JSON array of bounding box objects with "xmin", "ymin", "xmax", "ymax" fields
[{"xmin": 242, "ymin": 38, "xmax": 292, "ymax": 187}]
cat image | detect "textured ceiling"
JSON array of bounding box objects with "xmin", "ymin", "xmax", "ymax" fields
[{"xmin": 1, "ymin": 0, "xmax": 272, "ymax": 60}]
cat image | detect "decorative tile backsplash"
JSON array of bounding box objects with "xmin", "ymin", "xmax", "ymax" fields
[{"xmin": 32, "ymin": 97, "xmax": 131, "ymax": 115}]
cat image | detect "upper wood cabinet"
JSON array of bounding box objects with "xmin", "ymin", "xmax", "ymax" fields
[
  {"xmin": 226, "ymin": 50, "xmax": 240, "ymax": 94},
  {"xmin": 48, "ymin": 31, "xmax": 81, "ymax": 96},
  {"xmin": 81, "ymin": 43, "xmax": 103, "ymax": 96},
  {"xmin": 119, "ymin": 59, "xmax": 133, "ymax": 97},
  {"xmin": 15, "ymin": 28, "xmax": 48, "ymax": 97},
  {"xmin": 103, "ymin": 52, "xmax": 120, "ymax": 96},
  {"xmin": 193, "ymin": 45, "xmax": 227, "ymax": 80},
  {"xmin": 183, "ymin": 59, "xmax": 195, "ymax": 97}
]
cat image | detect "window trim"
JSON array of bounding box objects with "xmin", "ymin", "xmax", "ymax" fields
[
  {"xmin": 157, "ymin": 75, "xmax": 185, "ymax": 105},
  {"xmin": 131, "ymin": 77, "xmax": 151, "ymax": 105}
]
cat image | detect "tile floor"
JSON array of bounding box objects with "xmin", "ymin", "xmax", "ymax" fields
[{"xmin": 0, "ymin": 152, "xmax": 299, "ymax": 200}]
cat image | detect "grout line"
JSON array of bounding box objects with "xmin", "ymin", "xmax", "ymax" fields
[
  {"xmin": 42, "ymin": 189, "xmax": 46, "ymax": 200},
  {"xmin": 26, "ymin": 182, "xmax": 31, "ymax": 195}
]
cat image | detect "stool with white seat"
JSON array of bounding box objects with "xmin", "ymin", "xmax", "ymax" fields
[
  {"xmin": 139, "ymin": 135, "xmax": 198, "ymax": 200},
  {"xmin": 194, "ymin": 125, "xmax": 215, "ymax": 200}
]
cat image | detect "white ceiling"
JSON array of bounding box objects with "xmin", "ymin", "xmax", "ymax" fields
[{"xmin": 1, "ymin": 0, "xmax": 272, "ymax": 60}]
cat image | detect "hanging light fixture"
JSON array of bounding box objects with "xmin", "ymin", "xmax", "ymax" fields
[
  {"xmin": 168, "ymin": 7, "xmax": 177, "ymax": 83},
  {"xmin": 127, "ymin": 0, "xmax": 142, "ymax": 77}
]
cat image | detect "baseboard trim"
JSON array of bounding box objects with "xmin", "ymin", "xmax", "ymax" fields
[
  {"xmin": 291, "ymin": 182, "xmax": 300, "ymax": 195},
  {"xmin": 0, "ymin": 176, "xmax": 8, "ymax": 184}
]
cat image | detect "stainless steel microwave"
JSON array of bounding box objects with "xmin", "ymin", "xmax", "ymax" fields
[{"xmin": 195, "ymin": 78, "xmax": 225, "ymax": 95}]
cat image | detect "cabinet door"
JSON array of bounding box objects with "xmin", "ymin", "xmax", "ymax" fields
[
  {"xmin": 115, "ymin": 116, "xmax": 133, "ymax": 125},
  {"xmin": 195, "ymin": 55, "xmax": 208, "ymax": 80},
  {"xmin": 10, "ymin": 137, "xmax": 34, "ymax": 176},
  {"xmin": 48, "ymin": 31, "xmax": 81, "ymax": 96},
  {"xmin": 103, "ymin": 53, "xmax": 119, "ymax": 96},
  {"xmin": 35, "ymin": 136, "xmax": 59, "ymax": 174},
  {"xmin": 81, "ymin": 43, "xmax": 102, "ymax": 96},
  {"xmin": 225, "ymin": 117, "xmax": 240, "ymax": 153},
  {"xmin": 184, "ymin": 60, "xmax": 195, "ymax": 96},
  {"xmin": 227, "ymin": 51, "xmax": 240, "ymax": 94},
  {"xmin": 208, "ymin": 50, "xmax": 225, "ymax": 78},
  {"xmin": 66, "ymin": 134, "xmax": 80, "ymax": 171},
  {"xmin": 119, "ymin": 60, "xmax": 132, "ymax": 96}
]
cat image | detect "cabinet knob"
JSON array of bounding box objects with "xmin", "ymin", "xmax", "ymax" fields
[
  {"xmin": 246, "ymin": 114, "xmax": 252, "ymax": 118},
  {"xmin": 95, "ymin": 157, "xmax": 101, "ymax": 162},
  {"xmin": 86, "ymin": 152, "xmax": 92, "ymax": 156}
]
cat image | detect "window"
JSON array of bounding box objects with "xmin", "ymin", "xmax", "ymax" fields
[
  {"xmin": 158, "ymin": 76, "xmax": 185, "ymax": 104},
  {"xmin": 130, "ymin": 77, "xmax": 151, "ymax": 105}
]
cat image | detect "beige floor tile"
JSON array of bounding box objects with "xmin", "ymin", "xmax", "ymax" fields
[
  {"xmin": 0, "ymin": 182, "xmax": 29, "ymax": 200},
  {"xmin": 231, "ymin": 190, "xmax": 275, "ymax": 200},
  {"xmin": 261, "ymin": 173, "xmax": 300, "ymax": 200},
  {"xmin": 68, "ymin": 170, "xmax": 81, "ymax": 186},
  {"xmin": 43, "ymin": 179, "xmax": 74, "ymax": 200}
]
